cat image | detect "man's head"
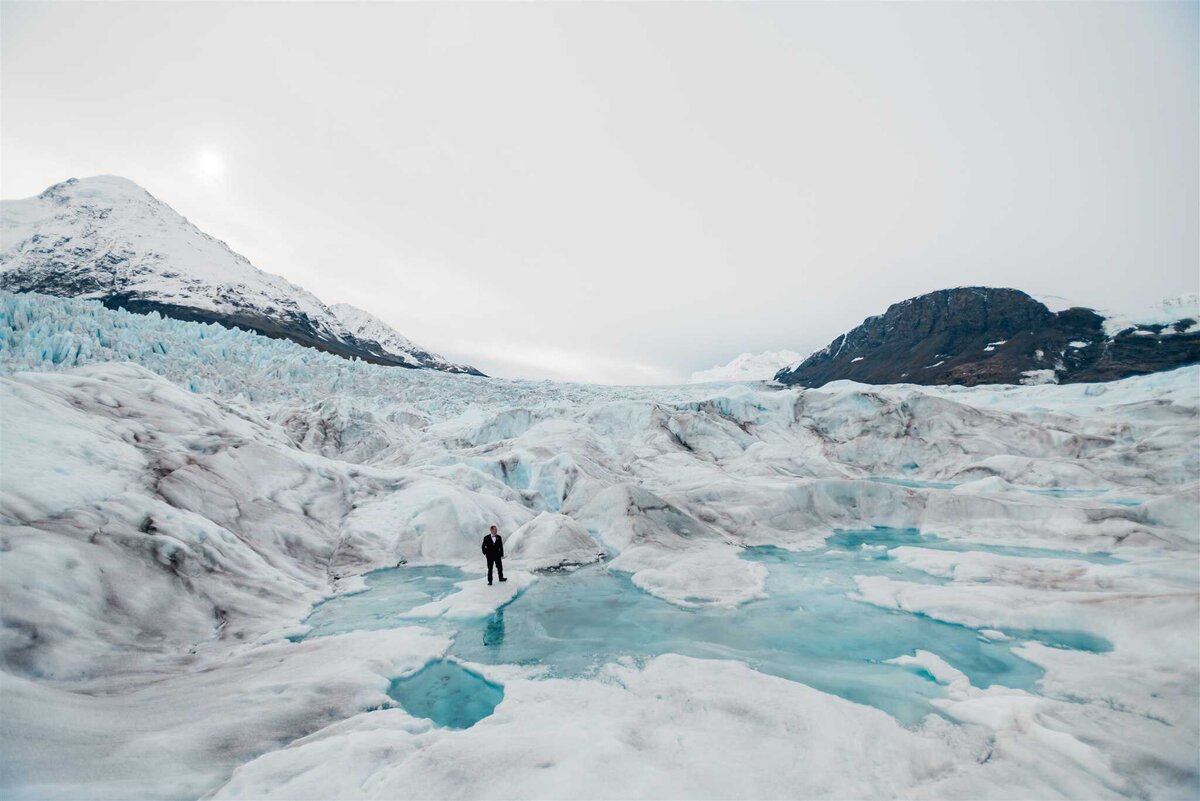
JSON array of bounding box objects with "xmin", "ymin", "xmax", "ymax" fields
[{"xmin": 490, "ymin": 525, "xmax": 498, "ymax": 534}]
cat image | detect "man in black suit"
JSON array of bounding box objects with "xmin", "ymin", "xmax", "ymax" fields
[{"xmin": 482, "ymin": 525, "xmax": 507, "ymax": 585}]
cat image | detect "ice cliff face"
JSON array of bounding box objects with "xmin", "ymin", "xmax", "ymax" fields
[
  {"xmin": 0, "ymin": 176, "xmax": 483, "ymax": 375},
  {"xmin": 688, "ymin": 350, "xmax": 804, "ymax": 384},
  {"xmin": 776, "ymin": 287, "xmax": 1200, "ymax": 387}
]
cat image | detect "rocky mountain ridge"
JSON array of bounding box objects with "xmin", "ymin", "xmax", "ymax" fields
[{"xmin": 775, "ymin": 287, "xmax": 1199, "ymax": 387}]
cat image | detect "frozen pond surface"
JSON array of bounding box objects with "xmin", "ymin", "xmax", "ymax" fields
[{"xmin": 297, "ymin": 529, "xmax": 1115, "ymax": 725}]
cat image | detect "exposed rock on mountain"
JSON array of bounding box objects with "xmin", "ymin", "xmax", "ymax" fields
[{"xmin": 775, "ymin": 287, "xmax": 1199, "ymax": 387}]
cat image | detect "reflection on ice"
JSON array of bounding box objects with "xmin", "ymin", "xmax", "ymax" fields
[{"xmin": 482, "ymin": 609, "xmax": 506, "ymax": 647}]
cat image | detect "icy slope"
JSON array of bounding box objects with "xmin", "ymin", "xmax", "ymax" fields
[
  {"xmin": 1, "ymin": 290, "xmax": 1198, "ymax": 799},
  {"xmin": 688, "ymin": 349, "xmax": 805, "ymax": 383},
  {"xmin": 0, "ymin": 176, "xmax": 481, "ymax": 374}
]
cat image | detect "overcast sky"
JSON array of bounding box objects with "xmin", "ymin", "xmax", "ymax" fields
[{"xmin": 3, "ymin": 2, "xmax": 1197, "ymax": 383}]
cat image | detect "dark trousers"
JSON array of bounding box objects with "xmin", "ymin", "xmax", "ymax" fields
[{"xmin": 486, "ymin": 554, "xmax": 505, "ymax": 583}]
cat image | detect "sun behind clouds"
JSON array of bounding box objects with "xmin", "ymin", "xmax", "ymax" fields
[{"xmin": 193, "ymin": 149, "xmax": 225, "ymax": 184}]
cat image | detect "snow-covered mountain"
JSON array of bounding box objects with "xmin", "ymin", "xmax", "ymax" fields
[
  {"xmin": 0, "ymin": 176, "xmax": 482, "ymax": 375},
  {"xmin": 328, "ymin": 302, "xmax": 476, "ymax": 374},
  {"xmin": 776, "ymin": 287, "xmax": 1200, "ymax": 387},
  {"xmin": 688, "ymin": 350, "xmax": 804, "ymax": 384}
]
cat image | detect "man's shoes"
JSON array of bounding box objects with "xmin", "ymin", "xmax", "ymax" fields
[
  {"xmin": 488, "ymin": 580, "xmax": 493, "ymax": 585},
  {"xmin": 499, "ymin": 577, "xmax": 508, "ymax": 582}
]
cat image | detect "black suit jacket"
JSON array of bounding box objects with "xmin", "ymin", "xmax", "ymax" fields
[{"xmin": 481, "ymin": 534, "xmax": 504, "ymax": 558}]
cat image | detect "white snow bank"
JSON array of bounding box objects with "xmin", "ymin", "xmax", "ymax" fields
[
  {"xmin": 401, "ymin": 572, "xmax": 536, "ymax": 620},
  {"xmin": 505, "ymin": 512, "xmax": 605, "ymax": 570}
]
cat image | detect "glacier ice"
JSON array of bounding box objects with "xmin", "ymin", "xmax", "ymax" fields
[{"xmin": 1, "ymin": 290, "xmax": 1197, "ymax": 799}]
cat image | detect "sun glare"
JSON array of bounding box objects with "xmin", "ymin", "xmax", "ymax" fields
[{"xmin": 194, "ymin": 150, "xmax": 226, "ymax": 183}]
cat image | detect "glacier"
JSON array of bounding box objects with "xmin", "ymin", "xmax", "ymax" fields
[{"xmin": 1, "ymin": 290, "xmax": 1197, "ymax": 799}]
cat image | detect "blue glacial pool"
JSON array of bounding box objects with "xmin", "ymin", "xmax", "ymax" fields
[
  {"xmin": 295, "ymin": 529, "xmax": 1113, "ymax": 726},
  {"xmin": 387, "ymin": 660, "xmax": 505, "ymax": 729},
  {"xmin": 868, "ymin": 477, "xmax": 959, "ymax": 490},
  {"xmin": 869, "ymin": 476, "xmax": 1142, "ymax": 507},
  {"xmin": 298, "ymin": 564, "xmax": 464, "ymax": 640},
  {"xmin": 827, "ymin": 527, "xmax": 1123, "ymax": 564}
]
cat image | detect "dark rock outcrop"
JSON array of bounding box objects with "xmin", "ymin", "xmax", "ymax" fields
[
  {"xmin": 775, "ymin": 287, "xmax": 1199, "ymax": 388},
  {"xmin": 87, "ymin": 293, "xmax": 483, "ymax": 373}
]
